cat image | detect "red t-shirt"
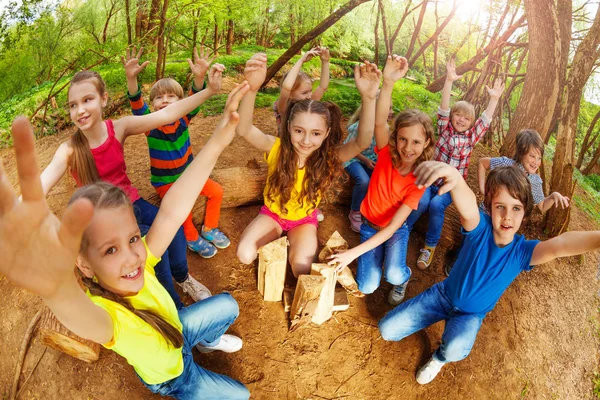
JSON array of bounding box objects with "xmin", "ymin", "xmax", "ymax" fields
[
  {"xmin": 71, "ymin": 120, "xmax": 140, "ymax": 202},
  {"xmin": 360, "ymin": 145, "xmax": 424, "ymax": 227}
]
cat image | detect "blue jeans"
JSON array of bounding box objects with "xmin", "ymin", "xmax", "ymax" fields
[
  {"xmin": 134, "ymin": 197, "xmax": 188, "ymax": 309},
  {"xmin": 406, "ymin": 185, "xmax": 453, "ymax": 247},
  {"xmin": 345, "ymin": 161, "xmax": 373, "ymax": 211},
  {"xmin": 379, "ymin": 282, "xmax": 484, "ymax": 363},
  {"xmin": 356, "ymin": 222, "xmax": 411, "ymax": 294},
  {"xmin": 143, "ymin": 293, "xmax": 250, "ymax": 400}
]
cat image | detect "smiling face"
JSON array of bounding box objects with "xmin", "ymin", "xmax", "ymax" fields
[
  {"xmin": 152, "ymin": 92, "xmax": 180, "ymax": 111},
  {"xmin": 520, "ymin": 147, "xmax": 542, "ymax": 174},
  {"xmin": 290, "ymin": 79, "xmax": 313, "ymax": 101},
  {"xmin": 68, "ymin": 80, "xmax": 108, "ymax": 132},
  {"xmin": 395, "ymin": 124, "xmax": 430, "ymax": 167},
  {"xmin": 489, "ymin": 185, "xmax": 525, "ymax": 246},
  {"xmin": 450, "ymin": 110, "xmax": 473, "ymax": 133},
  {"xmin": 288, "ymin": 111, "xmax": 330, "ymax": 162},
  {"xmin": 77, "ymin": 206, "xmax": 146, "ymax": 296}
]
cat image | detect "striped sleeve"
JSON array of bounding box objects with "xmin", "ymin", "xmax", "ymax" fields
[{"xmin": 128, "ymin": 86, "xmax": 150, "ymax": 116}]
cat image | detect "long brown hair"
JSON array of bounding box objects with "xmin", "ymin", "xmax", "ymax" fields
[
  {"xmin": 70, "ymin": 182, "xmax": 184, "ymax": 349},
  {"xmin": 67, "ymin": 70, "xmax": 105, "ymax": 185},
  {"xmin": 388, "ymin": 109, "xmax": 435, "ymax": 171},
  {"xmin": 267, "ymin": 100, "xmax": 344, "ymax": 214}
]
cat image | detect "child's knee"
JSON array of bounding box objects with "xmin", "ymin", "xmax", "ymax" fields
[
  {"xmin": 357, "ymin": 278, "xmax": 379, "ymax": 295},
  {"xmin": 213, "ymin": 293, "xmax": 240, "ymax": 319},
  {"xmin": 385, "ymin": 267, "xmax": 410, "ymax": 286},
  {"xmin": 236, "ymin": 243, "xmax": 257, "ymax": 265},
  {"xmin": 438, "ymin": 340, "xmax": 474, "ymax": 362}
]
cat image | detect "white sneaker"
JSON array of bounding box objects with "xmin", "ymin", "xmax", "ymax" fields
[
  {"xmin": 387, "ymin": 281, "xmax": 409, "ymax": 306},
  {"xmin": 177, "ymin": 275, "xmax": 211, "ymax": 301},
  {"xmin": 196, "ymin": 334, "xmax": 243, "ymax": 353},
  {"xmin": 416, "ymin": 357, "xmax": 445, "ymax": 384}
]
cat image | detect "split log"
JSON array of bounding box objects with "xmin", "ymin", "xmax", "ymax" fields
[
  {"xmin": 38, "ymin": 306, "xmax": 100, "ymax": 363},
  {"xmin": 289, "ymin": 275, "xmax": 326, "ymax": 331},
  {"xmin": 284, "ymin": 286, "xmax": 349, "ymax": 312},
  {"xmin": 310, "ymin": 264, "xmax": 337, "ymax": 325},
  {"xmin": 318, "ymin": 231, "xmax": 364, "ymax": 298},
  {"xmin": 257, "ymin": 237, "xmax": 288, "ymax": 301}
]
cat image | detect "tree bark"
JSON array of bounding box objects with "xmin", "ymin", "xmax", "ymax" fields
[
  {"xmin": 405, "ymin": 0, "xmax": 428, "ymax": 61},
  {"xmin": 147, "ymin": 0, "xmax": 161, "ymax": 45},
  {"xmin": 154, "ymin": 0, "xmax": 169, "ymax": 80},
  {"xmin": 125, "ymin": 0, "xmax": 132, "ymax": 45},
  {"xmin": 226, "ymin": 18, "xmax": 234, "ymax": 54},
  {"xmin": 378, "ymin": 0, "xmax": 390, "ymax": 57},
  {"xmin": 576, "ymin": 108, "xmax": 600, "ymax": 169},
  {"xmin": 374, "ymin": 2, "xmax": 380, "ymax": 64},
  {"xmin": 408, "ymin": 0, "xmax": 457, "ymax": 67},
  {"xmin": 547, "ymin": 3, "xmax": 600, "ymax": 236},
  {"xmin": 499, "ymin": 1, "xmax": 563, "ymax": 157},
  {"xmin": 389, "ymin": 0, "xmax": 415, "ymax": 50},
  {"xmin": 213, "ymin": 17, "xmax": 219, "ymax": 56},
  {"xmin": 135, "ymin": 0, "xmax": 147, "ymax": 39},
  {"xmin": 263, "ymin": 0, "xmax": 372, "ymax": 88}
]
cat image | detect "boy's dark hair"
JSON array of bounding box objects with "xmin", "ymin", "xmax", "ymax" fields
[
  {"xmin": 484, "ymin": 166, "xmax": 534, "ymax": 219},
  {"xmin": 513, "ymin": 129, "xmax": 544, "ymax": 163}
]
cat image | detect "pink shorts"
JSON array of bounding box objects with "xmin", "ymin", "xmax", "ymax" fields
[{"xmin": 259, "ymin": 205, "xmax": 319, "ymax": 232}]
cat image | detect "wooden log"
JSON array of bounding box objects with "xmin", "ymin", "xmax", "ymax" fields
[
  {"xmin": 333, "ymin": 288, "xmax": 350, "ymax": 311},
  {"xmin": 317, "ymin": 231, "xmax": 364, "ymax": 298},
  {"xmin": 257, "ymin": 236, "xmax": 288, "ymax": 301},
  {"xmin": 310, "ymin": 263, "xmax": 337, "ymax": 325},
  {"xmin": 38, "ymin": 306, "xmax": 100, "ymax": 363},
  {"xmin": 289, "ymin": 275, "xmax": 326, "ymax": 331}
]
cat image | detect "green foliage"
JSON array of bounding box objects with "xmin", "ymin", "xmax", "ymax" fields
[
  {"xmin": 593, "ymin": 372, "xmax": 600, "ymax": 398},
  {"xmin": 584, "ymin": 174, "xmax": 600, "ymax": 193},
  {"xmin": 573, "ymin": 168, "xmax": 600, "ymax": 222}
]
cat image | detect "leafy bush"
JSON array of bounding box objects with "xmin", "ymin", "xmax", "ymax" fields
[{"xmin": 584, "ymin": 174, "xmax": 600, "ymax": 193}]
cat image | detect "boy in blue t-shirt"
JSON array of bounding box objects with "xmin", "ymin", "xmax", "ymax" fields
[{"xmin": 379, "ymin": 162, "xmax": 600, "ymax": 385}]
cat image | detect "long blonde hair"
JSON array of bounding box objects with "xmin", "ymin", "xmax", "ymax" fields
[{"xmin": 70, "ymin": 182, "xmax": 184, "ymax": 349}]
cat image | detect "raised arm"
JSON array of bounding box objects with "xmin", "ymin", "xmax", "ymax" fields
[
  {"xmin": 276, "ymin": 48, "xmax": 319, "ymax": 115},
  {"xmin": 441, "ymin": 58, "xmax": 462, "ymax": 111},
  {"xmin": 537, "ymin": 192, "xmax": 571, "ymax": 213},
  {"xmin": 375, "ymin": 55, "xmax": 408, "ymax": 150},
  {"xmin": 39, "ymin": 142, "xmax": 71, "ymax": 197},
  {"xmin": 337, "ymin": 61, "xmax": 380, "ymax": 163},
  {"xmin": 188, "ymin": 46, "xmax": 215, "ymax": 91},
  {"xmin": 531, "ymin": 231, "xmax": 600, "ymax": 266},
  {"xmin": 483, "ymin": 78, "xmax": 505, "ymax": 121},
  {"xmin": 146, "ymin": 82, "xmax": 250, "ymax": 257},
  {"xmin": 477, "ymin": 157, "xmax": 490, "ymax": 195},
  {"xmin": 414, "ymin": 161, "xmax": 480, "ymax": 231},
  {"xmin": 236, "ymin": 53, "xmax": 277, "ymax": 153},
  {"xmin": 114, "ymin": 64, "xmax": 224, "ymax": 141},
  {"xmin": 328, "ymin": 204, "xmax": 413, "ymax": 271},
  {"xmin": 1, "ymin": 117, "xmax": 112, "ymax": 345},
  {"xmin": 121, "ymin": 46, "xmax": 150, "ymax": 97},
  {"xmin": 312, "ymin": 47, "xmax": 330, "ymax": 101}
]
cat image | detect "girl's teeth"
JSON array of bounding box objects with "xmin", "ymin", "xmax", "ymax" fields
[{"xmin": 124, "ymin": 268, "xmax": 139, "ymax": 278}]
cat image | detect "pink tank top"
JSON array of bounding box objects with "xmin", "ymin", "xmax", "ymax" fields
[{"xmin": 71, "ymin": 120, "xmax": 140, "ymax": 202}]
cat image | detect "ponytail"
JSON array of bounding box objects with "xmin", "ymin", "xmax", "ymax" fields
[{"xmin": 69, "ymin": 130, "xmax": 100, "ymax": 185}]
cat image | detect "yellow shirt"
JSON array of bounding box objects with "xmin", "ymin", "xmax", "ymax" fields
[
  {"xmin": 263, "ymin": 138, "xmax": 321, "ymax": 221},
  {"xmin": 87, "ymin": 237, "xmax": 184, "ymax": 385}
]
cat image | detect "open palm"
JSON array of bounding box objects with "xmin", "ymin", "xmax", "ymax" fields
[
  {"xmin": 383, "ymin": 55, "xmax": 408, "ymax": 82},
  {"xmin": 244, "ymin": 53, "xmax": 267, "ymax": 91},
  {"xmin": 0, "ymin": 118, "xmax": 93, "ymax": 299},
  {"xmin": 355, "ymin": 61, "xmax": 382, "ymax": 99}
]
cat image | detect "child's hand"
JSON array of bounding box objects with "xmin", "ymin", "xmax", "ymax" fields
[
  {"xmin": 121, "ymin": 46, "xmax": 150, "ymax": 79},
  {"xmin": 550, "ymin": 192, "xmax": 570, "ymax": 209},
  {"xmin": 363, "ymin": 159, "xmax": 376, "ymax": 170},
  {"xmin": 213, "ymin": 81, "xmax": 250, "ymax": 146},
  {"xmin": 383, "ymin": 54, "xmax": 408, "ymax": 82},
  {"xmin": 486, "ymin": 77, "xmax": 505, "ymax": 100},
  {"xmin": 244, "ymin": 53, "xmax": 267, "ymax": 91},
  {"xmin": 445, "ymin": 58, "xmax": 462, "ymax": 82},
  {"xmin": 354, "ymin": 61, "xmax": 382, "ymax": 100},
  {"xmin": 187, "ymin": 46, "xmax": 216, "ymax": 79},
  {"xmin": 414, "ymin": 161, "xmax": 462, "ymax": 194},
  {"xmin": 303, "ymin": 48, "xmax": 321, "ymax": 63},
  {"xmin": 327, "ymin": 249, "xmax": 358, "ymax": 272},
  {"xmin": 0, "ymin": 117, "xmax": 94, "ymax": 299},
  {"xmin": 318, "ymin": 46, "xmax": 330, "ymax": 62},
  {"xmin": 207, "ymin": 63, "xmax": 225, "ymax": 93}
]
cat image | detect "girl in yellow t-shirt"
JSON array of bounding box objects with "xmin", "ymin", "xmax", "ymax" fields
[
  {"xmin": 0, "ymin": 83, "xmax": 251, "ymax": 399},
  {"xmin": 235, "ymin": 53, "xmax": 381, "ymax": 277}
]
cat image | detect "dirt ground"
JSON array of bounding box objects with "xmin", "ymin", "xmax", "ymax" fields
[{"xmin": 1, "ymin": 106, "xmax": 599, "ymax": 400}]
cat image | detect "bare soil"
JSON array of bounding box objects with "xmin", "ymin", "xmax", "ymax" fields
[{"xmin": 1, "ymin": 107, "xmax": 599, "ymax": 399}]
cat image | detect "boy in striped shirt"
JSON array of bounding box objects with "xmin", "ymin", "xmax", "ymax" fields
[{"xmin": 123, "ymin": 46, "xmax": 230, "ymax": 258}]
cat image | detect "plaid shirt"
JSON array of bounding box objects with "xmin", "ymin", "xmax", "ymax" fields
[{"xmin": 434, "ymin": 107, "xmax": 491, "ymax": 179}]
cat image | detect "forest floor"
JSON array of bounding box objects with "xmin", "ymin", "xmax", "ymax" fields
[{"xmin": 1, "ymin": 100, "xmax": 600, "ymax": 399}]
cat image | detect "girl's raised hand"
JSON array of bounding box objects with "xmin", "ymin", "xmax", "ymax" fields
[
  {"xmin": 187, "ymin": 46, "xmax": 216, "ymax": 79},
  {"xmin": 486, "ymin": 77, "xmax": 505, "ymax": 99},
  {"xmin": 207, "ymin": 63, "xmax": 225, "ymax": 93},
  {"xmin": 383, "ymin": 54, "xmax": 408, "ymax": 82},
  {"xmin": 121, "ymin": 46, "xmax": 150, "ymax": 79},
  {"xmin": 446, "ymin": 58, "xmax": 462, "ymax": 82},
  {"xmin": 303, "ymin": 48, "xmax": 320, "ymax": 63},
  {"xmin": 354, "ymin": 61, "xmax": 382, "ymax": 99},
  {"xmin": 414, "ymin": 161, "xmax": 461, "ymax": 195},
  {"xmin": 212, "ymin": 81, "xmax": 250, "ymax": 146},
  {"xmin": 0, "ymin": 117, "xmax": 93, "ymax": 299},
  {"xmin": 318, "ymin": 47, "xmax": 331, "ymax": 62},
  {"xmin": 244, "ymin": 53, "xmax": 267, "ymax": 91}
]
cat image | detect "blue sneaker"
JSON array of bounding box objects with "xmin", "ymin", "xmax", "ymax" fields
[
  {"xmin": 201, "ymin": 226, "xmax": 231, "ymax": 249},
  {"xmin": 187, "ymin": 237, "xmax": 217, "ymax": 258}
]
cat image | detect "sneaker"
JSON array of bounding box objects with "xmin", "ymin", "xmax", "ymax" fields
[
  {"xmin": 196, "ymin": 334, "xmax": 243, "ymax": 353},
  {"xmin": 444, "ymin": 248, "xmax": 459, "ymax": 277},
  {"xmin": 417, "ymin": 245, "xmax": 436, "ymax": 270},
  {"xmin": 316, "ymin": 210, "xmax": 325, "ymax": 222},
  {"xmin": 201, "ymin": 226, "xmax": 231, "ymax": 249},
  {"xmin": 176, "ymin": 275, "xmax": 211, "ymax": 301},
  {"xmin": 387, "ymin": 281, "xmax": 409, "ymax": 306},
  {"xmin": 348, "ymin": 210, "xmax": 362, "ymax": 233},
  {"xmin": 416, "ymin": 357, "xmax": 445, "ymax": 385},
  {"xmin": 187, "ymin": 237, "xmax": 217, "ymax": 258}
]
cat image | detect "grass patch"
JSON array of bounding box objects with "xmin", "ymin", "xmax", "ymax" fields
[
  {"xmin": 573, "ymin": 168, "xmax": 600, "ymax": 222},
  {"xmin": 593, "ymin": 372, "xmax": 600, "ymax": 398}
]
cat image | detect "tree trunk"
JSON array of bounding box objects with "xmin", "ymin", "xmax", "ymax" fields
[
  {"xmin": 289, "ymin": 6, "xmax": 296, "ymax": 45},
  {"xmin": 582, "ymin": 140, "xmax": 600, "ymax": 175},
  {"xmin": 576, "ymin": 108, "xmax": 600, "ymax": 169},
  {"xmin": 374, "ymin": 2, "xmax": 380, "ymax": 64},
  {"xmin": 226, "ymin": 18, "xmax": 234, "ymax": 54},
  {"xmin": 389, "ymin": 0, "xmax": 415, "ymax": 50},
  {"xmin": 405, "ymin": 0, "xmax": 428, "ymax": 61},
  {"xmin": 101, "ymin": 0, "xmax": 118, "ymax": 44},
  {"xmin": 433, "ymin": 1, "xmax": 439, "ymax": 81},
  {"xmin": 546, "ymin": 4, "xmax": 600, "ymax": 236},
  {"xmin": 263, "ymin": 0, "xmax": 372, "ymax": 88},
  {"xmin": 125, "ymin": 0, "xmax": 132, "ymax": 45},
  {"xmin": 147, "ymin": 0, "xmax": 161, "ymax": 45},
  {"xmin": 135, "ymin": 0, "xmax": 147, "ymax": 39},
  {"xmin": 378, "ymin": 0, "xmax": 390, "ymax": 56},
  {"xmin": 154, "ymin": 0, "xmax": 169, "ymax": 80},
  {"xmin": 408, "ymin": 0, "xmax": 457, "ymax": 67},
  {"xmin": 499, "ymin": 1, "xmax": 563, "ymax": 157},
  {"xmin": 213, "ymin": 17, "xmax": 219, "ymax": 55}
]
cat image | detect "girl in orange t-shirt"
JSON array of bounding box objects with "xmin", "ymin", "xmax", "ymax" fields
[{"xmin": 329, "ymin": 55, "xmax": 435, "ymax": 306}]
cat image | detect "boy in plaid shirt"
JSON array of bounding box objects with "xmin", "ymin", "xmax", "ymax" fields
[{"xmin": 406, "ymin": 59, "xmax": 504, "ymax": 270}]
